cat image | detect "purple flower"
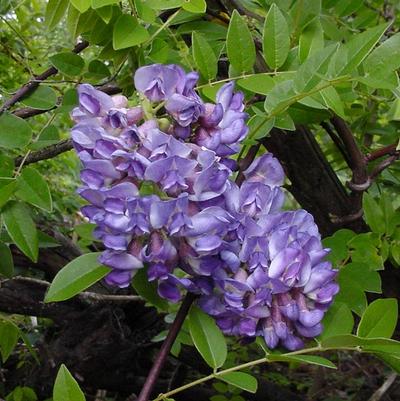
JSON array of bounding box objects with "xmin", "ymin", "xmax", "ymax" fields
[
  {"xmin": 166, "ymin": 94, "xmax": 204, "ymax": 127},
  {"xmin": 71, "ymin": 63, "xmax": 339, "ymax": 352},
  {"xmin": 134, "ymin": 64, "xmax": 181, "ymax": 102}
]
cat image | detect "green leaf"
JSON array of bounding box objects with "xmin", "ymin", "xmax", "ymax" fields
[
  {"xmin": 298, "ymin": 18, "xmax": 324, "ymax": 63},
  {"xmin": 274, "ymin": 112, "xmax": 295, "ymax": 130},
  {"xmin": 0, "ymin": 153, "xmax": 14, "ymax": 177},
  {"xmin": 339, "ymin": 23, "xmax": 389, "ymax": 75},
  {"xmin": 20, "ymin": 86, "xmax": 57, "ymax": 110},
  {"xmin": 30, "ymin": 125, "xmax": 60, "ymax": 150},
  {"xmin": 113, "ymin": 14, "xmax": 150, "ymax": 50},
  {"xmin": 53, "ymin": 364, "xmax": 86, "ymax": 401},
  {"xmin": 357, "ymin": 299, "xmax": 398, "ymax": 339},
  {"xmin": 219, "ymin": 372, "xmax": 258, "ymax": 393},
  {"xmin": 237, "ymin": 74, "xmax": 275, "ymax": 95},
  {"xmin": 0, "ymin": 180, "xmax": 17, "ymax": 209},
  {"xmin": 134, "ymin": 0, "xmax": 156, "ymax": 23},
  {"xmin": 320, "ymin": 302, "xmax": 354, "ymax": 339},
  {"xmin": 182, "ymin": 0, "xmax": 206, "ymax": 13},
  {"xmin": 86, "ymin": 60, "xmax": 111, "ymax": 80},
  {"xmin": 49, "ymin": 52, "xmax": 85, "ymax": 77},
  {"xmin": 132, "ymin": 267, "xmax": 168, "ymax": 310},
  {"xmin": 3, "ymin": 201, "xmax": 38, "ymax": 262},
  {"xmin": 94, "ymin": 5, "xmax": 114, "ymax": 23},
  {"xmin": 45, "ymin": 0, "xmax": 69, "ymax": 30},
  {"xmin": 58, "ymin": 88, "xmax": 78, "ymax": 114},
  {"xmin": 244, "ymin": 115, "xmax": 274, "ymax": 144},
  {"xmin": 335, "ymin": 262, "xmax": 381, "ymax": 315},
  {"xmin": 192, "ymin": 32, "xmax": 217, "ymax": 81},
  {"xmin": 188, "ymin": 306, "xmax": 227, "ymax": 369},
  {"xmin": 363, "ymin": 193, "xmax": 385, "ymax": 234},
  {"xmin": 364, "ymin": 32, "xmax": 400, "ymax": 77},
  {"xmin": 45, "ymin": 253, "xmax": 110, "ymax": 302},
  {"xmin": 377, "ymin": 353, "xmax": 400, "ymax": 373},
  {"xmin": 70, "ymin": 0, "xmax": 91, "ymax": 13},
  {"xmin": 321, "ymin": 335, "xmax": 400, "ymax": 355},
  {"xmin": 294, "ymin": 44, "xmax": 337, "ymax": 92},
  {"xmin": 91, "ymin": 0, "xmax": 118, "ymax": 8},
  {"xmin": 0, "ymin": 113, "xmax": 32, "ymax": 149},
  {"xmin": 269, "ymin": 354, "xmax": 337, "ymax": 369},
  {"xmin": 0, "ymin": 320, "xmax": 19, "ymax": 362},
  {"xmin": 0, "ymin": 242, "xmax": 14, "ymax": 278},
  {"xmin": 320, "ymin": 86, "xmax": 345, "ymax": 119},
  {"xmin": 16, "ymin": 167, "xmax": 52, "ymax": 212},
  {"xmin": 263, "ymin": 3, "xmax": 290, "ymax": 70},
  {"xmin": 144, "ymin": 0, "xmax": 183, "ymax": 9},
  {"xmin": 226, "ymin": 10, "xmax": 256, "ymax": 73},
  {"xmin": 201, "ymin": 83, "xmax": 225, "ymax": 102}
]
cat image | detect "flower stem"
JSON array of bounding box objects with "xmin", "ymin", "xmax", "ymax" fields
[{"xmin": 137, "ymin": 292, "xmax": 196, "ymax": 401}]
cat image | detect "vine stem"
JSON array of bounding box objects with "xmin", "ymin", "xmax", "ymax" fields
[
  {"xmin": 153, "ymin": 344, "xmax": 360, "ymax": 401},
  {"xmin": 137, "ymin": 292, "xmax": 196, "ymax": 401}
]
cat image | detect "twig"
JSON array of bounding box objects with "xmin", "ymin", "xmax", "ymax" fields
[
  {"xmin": 0, "ymin": 40, "xmax": 89, "ymax": 114},
  {"xmin": 228, "ymin": 0, "xmax": 264, "ymax": 21},
  {"xmin": 370, "ymin": 154, "xmax": 399, "ymax": 181},
  {"xmin": 366, "ymin": 143, "xmax": 399, "ymax": 162},
  {"xmin": 136, "ymin": 293, "xmax": 196, "ymax": 401},
  {"xmin": 14, "ymin": 139, "xmax": 73, "ymax": 166},
  {"xmin": 6, "ymin": 276, "xmax": 143, "ymax": 303},
  {"xmin": 12, "ymin": 83, "xmax": 121, "ymax": 119},
  {"xmin": 330, "ymin": 116, "xmax": 368, "ymax": 186},
  {"xmin": 368, "ymin": 372, "xmax": 397, "ymax": 401}
]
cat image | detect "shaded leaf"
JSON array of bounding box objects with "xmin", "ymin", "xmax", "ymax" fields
[
  {"xmin": 320, "ymin": 301, "xmax": 354, "ymax": 339},
  {"xmin": 132, "ymin": 267, "xmax": 168, "ymax": 310},
  {"xmin": 16, "ymin": 167, "xmax": 52, "ymax": 211},
  {"xmin": 3, "ymin": 201, "xmax": 38, "ymax": 262},
  {"xmin": 21, "ymin": 86, "xmax": 57, "ymax": 110},
  {"xmin": 219, "ymin": 372, "xmax": 258, "ymax": 393},
  {"xmin": 0, "ymin": 113, "xmax": 32, "ymax": 149},
  {"xmin": 0, "ymin": 242, "xmax": 14, "ymax": 278},
  {"xmin": 269, "ymin": 354, "xmax": 336, "ymax": 369},
  {"xmin": 53, "ymin": 364, "xmax": 86, "ymax": 401},
  {"xmin": 49, "ymin": 52, "xmax": 85, "ymax": 76},
  {"xmin": 0, "ymin": 320, "xmax": 19, "ymax": 362}
]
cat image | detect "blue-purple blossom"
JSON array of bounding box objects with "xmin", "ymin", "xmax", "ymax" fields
[{"xmin": 70, "ymin": 63, "xmax": 339, "ymax": 350}]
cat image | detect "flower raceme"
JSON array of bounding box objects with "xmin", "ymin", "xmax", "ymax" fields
[{"xmin": 70, "ymin": 63, "xmax": 339, "ymax": 350}]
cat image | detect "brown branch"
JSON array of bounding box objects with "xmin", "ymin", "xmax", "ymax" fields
[
  {"xmin": 13, "ymin": 83, "xmax": 121, "ymax": 120},
  {"xmin": 320, "ymin": 121, "xmax": 352, "ymax": 166},
  {"xmin": 330, "ymin": 116, "xmax": 368, "ymax": 211},
  {"xmin": 136, "ymin": 293, "xmax": 196, "ymax": 401},
  {"xmin": 366, "ymin": 143, "xmax": 399, "ymax": 162},
  {"xmin": 11, "ymin": 276, "xmax": 144, "ymax": 303},
  {"xmin": 236, "ymin": 143, "xmax": 261, "ymax": 186},
  {"xmin": 225, "ymin": 0, "xmax": 264, "ymax": 21},
  {"xmin": 330, "ymin": 116, "xmax": 368, "ymax": 184},
  {"xmin": 0, "ymin": 40, "xmax": 89, "ymax": 115},
  {"xmin": 14, "ymin": 139, "xmax": 73, "ymax": 166},
  {"xmin": 370, "ymin": 153, "xmax": 399, "ymax": 181}
]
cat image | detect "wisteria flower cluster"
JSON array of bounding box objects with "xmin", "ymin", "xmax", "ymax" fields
[{"xmin": 70, "ymin": 63, "xmax": 339, "ymax": 350}]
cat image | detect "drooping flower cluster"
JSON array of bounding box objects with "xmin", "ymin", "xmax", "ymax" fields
[{"xmin": 70, "ymin": 63, "xmax": 339, "ymax": 350}]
